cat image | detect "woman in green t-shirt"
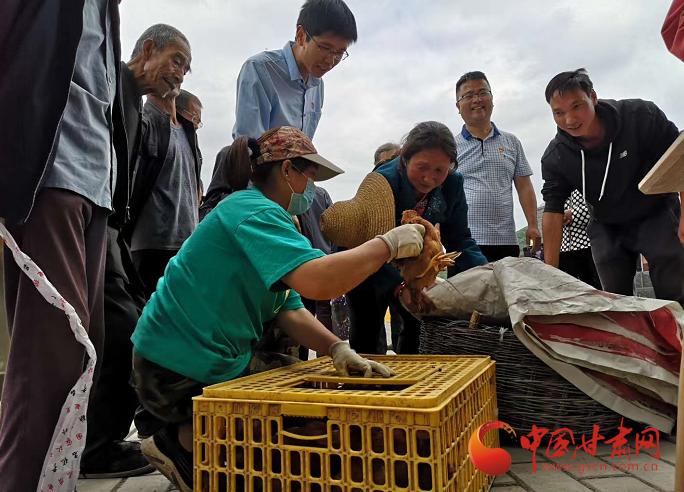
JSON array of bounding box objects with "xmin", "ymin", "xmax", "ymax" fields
[{"xmin": 132, "ymin": 126, "xmax": 425, "ymax": 492}]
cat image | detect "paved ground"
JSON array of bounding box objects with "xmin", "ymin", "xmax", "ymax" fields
[
  {"xmin": 492, "ymin": 441, "xmax": 676, "ymax": 492},
  {"xmin": 78, "ymin": 439, "xmax": 677, "ymax": 491}
]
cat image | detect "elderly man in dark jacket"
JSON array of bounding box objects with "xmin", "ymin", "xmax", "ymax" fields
[
  {"xmin": 0, "ymin": 1, "xmax": 190, "ymax": 486},
  {"xmin": 84, "ymin": 24, "xmax": 193, "ymax": 479}
]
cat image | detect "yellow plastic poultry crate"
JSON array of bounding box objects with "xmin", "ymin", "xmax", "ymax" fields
[{"xmin": 193, "ymin": 355, "xmax": 498, "ymax": 492}]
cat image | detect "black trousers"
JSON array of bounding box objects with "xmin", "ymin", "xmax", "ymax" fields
[
  {"xmin": 478, "ymin": 244, "xmax": 520, "ymax": 263},
  {"xmin": 84, "ymin": 227, "xmax": 146, "ymax": 459},
  {"xmin": 588, "ymin": 204, "xmax": 684, "ymax": 305},
  {"xmin": 347, "ymin": 277, "xmax": 420, "ymax": 355},
  {"xmin": 559, "ymin": 248, "xmax": 602, "ymax": 289},
  {"xmin": 132, "ymin": 249, "xmax": 177, "ymax": 299}
]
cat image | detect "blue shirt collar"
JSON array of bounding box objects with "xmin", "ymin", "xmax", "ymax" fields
[
  {"xmin": 283, "ymin": 42, "xmax": 321, "ymax": 88},
  {"xmin": 460, "ymin": 122, "xmax": 500, "ymax": 140}
]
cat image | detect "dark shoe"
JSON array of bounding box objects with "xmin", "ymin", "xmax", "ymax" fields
[
  {"xmin": 80, "ymin": 440, "xmax": 154, "ymax": 478},
  {"xmin": 134, "ymin": 405, "xmax": 165, "ymax": 439},
  {"xmin": 141, "ymin": 426, "xmax": 193, "ymax": 492}
]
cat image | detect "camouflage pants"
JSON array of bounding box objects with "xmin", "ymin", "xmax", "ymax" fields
[{"xmin": 131, "ymin": 323, "xmax": 301, "ymax": 428}]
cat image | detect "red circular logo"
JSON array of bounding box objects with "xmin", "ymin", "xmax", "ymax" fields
[{"xmin": 468, "ymin": 420, "xmax": 516, "ymax": 475}]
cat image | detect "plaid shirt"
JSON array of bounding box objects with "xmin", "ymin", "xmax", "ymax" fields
[{"xmin": 456, "ymin": 124, "xmax": 532, "ymax": 245}]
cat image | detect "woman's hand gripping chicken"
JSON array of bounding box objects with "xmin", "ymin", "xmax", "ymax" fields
[{"xmin": 395, "ymin": 210, "xmax": 460, "ymax": 312}]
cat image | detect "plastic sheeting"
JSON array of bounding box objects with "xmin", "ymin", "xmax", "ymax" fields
[{"xmin": 426, "ymin": 256, "xmax": 683, "ymax": 432}]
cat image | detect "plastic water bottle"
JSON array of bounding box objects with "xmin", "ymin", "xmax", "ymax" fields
[{"xmin": 331, "ymin": 295, "xmax": 351, "ymax": 340}]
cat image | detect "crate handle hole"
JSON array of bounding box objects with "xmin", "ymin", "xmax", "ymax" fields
[{"xmin": 281, "ymin": 417, "xmax": 329, "ymax": 448}]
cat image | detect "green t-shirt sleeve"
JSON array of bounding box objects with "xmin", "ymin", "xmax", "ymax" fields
[
  {"xmin": 236, "ymin": 207, "xmax": 325, "ymax": 291},
  {"xmin": 282, "ymin": 289, "xmax": 304, "ymax": 311}
]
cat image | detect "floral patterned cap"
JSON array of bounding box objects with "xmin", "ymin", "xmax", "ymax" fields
[{"xmin": 255, "ymin": 126, "xmax": 344, "ymax": 181}]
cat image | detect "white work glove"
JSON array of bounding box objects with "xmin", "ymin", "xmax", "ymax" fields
[
  {"xmin": 376, "ymin": 224, "xmax": 425, "ymax": 262},
  {"xmin": 329, "ymin": 341, "xmax": 395, "ymax": 377}
]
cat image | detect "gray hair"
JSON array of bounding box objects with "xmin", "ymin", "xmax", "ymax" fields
[
  {"xmin": 374, "ymin": 142, "xmax": 400, "ymax": 165},
  {"xmin": 130, "ymin": 24, "xmax": 190, "ymax": 59}
]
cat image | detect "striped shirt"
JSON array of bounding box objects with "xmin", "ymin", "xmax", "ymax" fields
[{"xmin": 456, "ymin": 124, "xmax": 532, "ymax": 245}]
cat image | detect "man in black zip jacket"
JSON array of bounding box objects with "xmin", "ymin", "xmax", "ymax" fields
[{"xmin": 541, "ymin": 68, "xmax": 684, "ymax": 305}]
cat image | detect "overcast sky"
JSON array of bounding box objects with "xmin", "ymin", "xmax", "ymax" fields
[{"xmin": 120, "ymin": 0, "xmax": 682, "ymax": 227}]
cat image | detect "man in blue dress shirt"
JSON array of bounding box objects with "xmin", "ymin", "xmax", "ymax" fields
[
  {"xmin": 232, "ymin": 0, "xmax": 357, "ymax": 140},
  {"xmin": 231, "ymin": 0, "xmax": 357, "ymax": 351}
]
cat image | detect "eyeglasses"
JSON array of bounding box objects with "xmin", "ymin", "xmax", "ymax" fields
[
  {"xmin": 457, "ymin": 89, "xmax": 492, "ymax": 103},
  {"xmin": 304, "ymin": 29, "xmax": 349, "ymax": 63}
]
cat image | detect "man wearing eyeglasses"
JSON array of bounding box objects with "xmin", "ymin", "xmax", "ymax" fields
[
  {"xmin": 232, "ymin": 0, "xmax": 357, "ymax": 140},
  {"xmin": 455, "ymin": 71, "xmax": 541, "ymax": 262},
  {"xmin": 231, "ymin": 0, "xmax": 357, "ymax": 356}
]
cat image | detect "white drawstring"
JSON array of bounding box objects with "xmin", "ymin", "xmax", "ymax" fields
[
  {"xmin": 581, "ymin": 141, "xmax": 612, "ymax": 202},
  {"xmin": 581, "ymin": 150, "xmax": 586, "ymax": 201}
]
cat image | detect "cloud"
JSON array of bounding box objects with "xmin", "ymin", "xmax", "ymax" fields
[{"xmin": 119, "ymin": 0, "xmax": 682, "ymax": 226}]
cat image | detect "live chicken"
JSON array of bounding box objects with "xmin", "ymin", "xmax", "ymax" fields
[{"xmin": 396, "ymin": 210, "xmax": 460, "ymax": 311}]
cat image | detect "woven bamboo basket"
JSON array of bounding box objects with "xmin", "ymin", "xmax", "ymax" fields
[{"xmin": 420, "ymin": 317, "xmax": 622, "ymax": 437}]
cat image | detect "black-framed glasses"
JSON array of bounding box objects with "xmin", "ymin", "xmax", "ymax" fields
[
  {"xmin": 304, "ymin": 29, "xmax": 349, "ymax": 63},
  {"xmin": 457, "ymin": 89, "xmax": 492, "ymax": 103}
]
